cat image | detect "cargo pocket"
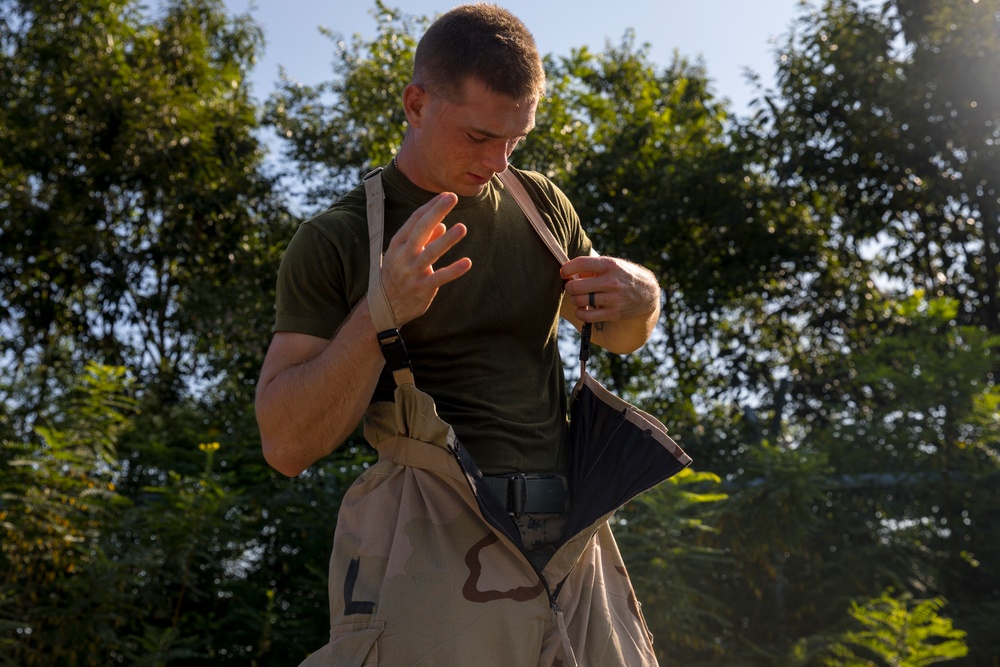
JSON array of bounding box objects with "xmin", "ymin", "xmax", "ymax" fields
[{"xmin": 299, "ymin": 621, "xmax": 385, "ymax": 667}]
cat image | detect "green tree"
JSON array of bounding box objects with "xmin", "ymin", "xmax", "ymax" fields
[
  {"xmin": 757, "ymin": 0, "xmax": 1000, "ymax": 333},
  {"xmin": 1, "ymin": 363, "xmax": 136, "ymax": 665},
  {"xmin": 0, "ymin": 1, "xmax": 330, "ymax": 663},
  {"xmin": 738, "ymin": 1, "xmax": 1000, "ymax": 661},
  {"xmin": 612, "ymin": 468, "xmax": 731, "ymax": 663},
  {"xmin": 824, "ymin": 590, "xmax": 967, "ymax": 667},
  {"xmin": 808, "ymin": 294, "xmax": 999, "ymax": 664},
  {"xmin": 2, "ymin": 369, "xmax": 265, "ymax": 665},
  {"xmin": 266, "ymin": 0, "xmax": 425, "ymax": 209},
  {"xmin": 0, "ymin": 0, "xmax": 290, "ymax": 418}
]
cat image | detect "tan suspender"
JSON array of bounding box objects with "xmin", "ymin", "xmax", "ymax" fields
[
  {"xmin": 496, "ymin": 169, "xmax": 569, "ymax": 266},
  {"xmin": 364, "ymin": 170, "xmax": 415, "ymax": 387}
]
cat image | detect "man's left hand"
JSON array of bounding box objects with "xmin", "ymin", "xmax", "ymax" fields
[{"xmin": 561, "ymin": 255, "xmax": 660, "ymax": 324}]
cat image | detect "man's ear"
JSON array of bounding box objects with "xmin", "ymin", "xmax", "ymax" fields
[{"xmin": 402, "ymin": 83, "xmax": 428, "ymax": 128}]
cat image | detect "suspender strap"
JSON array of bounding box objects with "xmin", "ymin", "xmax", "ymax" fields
[
  {"xmin": 364, "ymin": 168, "xmax": 415, "ymax": 387},
  {"xmin": 497, "ymin": 169, "xmax": 570, "ymax": 265},
  {"xmin": 497, "ymin": 169, "xmax": 593, "ymax": 370}
]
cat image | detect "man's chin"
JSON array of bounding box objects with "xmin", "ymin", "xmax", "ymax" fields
[{"xmin": 453, "ymin": 182, "xmax": 489, "ymax": 197}]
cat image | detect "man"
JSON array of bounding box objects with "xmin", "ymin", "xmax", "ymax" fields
[{"xmin": 256, "ymin": 4, "xmax": 667, "ymax": 665}]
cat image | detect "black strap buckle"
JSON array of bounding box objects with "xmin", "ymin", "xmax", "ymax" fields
[
  {"xmin": 580, "ymin": 322, "xmax": 592, "ymax": 364},
  {"xmin": 508, "ymin": 474, "xmax": 527, "ymax": 517},
  {"xmin": 377, "ymin": 328, "xmax": 412, "ymax": 371},
  {"xmin": 483, "ymin": 474, "xmax": 570, "ymax": 517}
]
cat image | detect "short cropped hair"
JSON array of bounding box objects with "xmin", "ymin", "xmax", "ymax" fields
[{"xmin": 414, "ymin": 3, "xmax": 546, "ymax": 102}]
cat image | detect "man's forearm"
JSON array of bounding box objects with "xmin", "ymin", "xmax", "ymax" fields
[
  {"xmin": 590, "ymin": 298, "xmax": 660, "ymax": 354},
  {"xmin": 256, "ymin": 299, "xmax": 385, "ymax": 476}
]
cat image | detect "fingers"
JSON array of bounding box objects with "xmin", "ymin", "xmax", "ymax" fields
[
  {"xmin": 563, "ymin": 274, "xmax": 607, "ymax": 323},
  {"xmin": 420, "ymin": 222, "xmax": 467, "ymax": 270},
  {"xmin": 398, "ymin": 193, "xmax": 458, "ymax": 248},
  {"xmin": 428, "ymin": 256, "xmax": 473, "ymax": 288},
  {"xmin": 562, "ymin": 256, "xmax": 611, "ymax": 304},
  {"xmin": 560, "ymin": 255, "xmax": 605, "ymax": 280},
  {"xmin": 382, "ymin": 193, "xmax": 472, "ymax": 325},
  {"xmin": 570, "ymin": 291, "xmax": 604, "ymax": 322},
  {"xmin": 394, "ymin": 193, "xmax": 469, "ymax": 271},
  {"xmin": 561, "ymin": 256, "xmax": 660, "ymax": 323}
]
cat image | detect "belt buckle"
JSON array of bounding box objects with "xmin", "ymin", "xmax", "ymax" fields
[{"xmin": 509, "ymin": 473, "xmax": 527, "ymax": 517}]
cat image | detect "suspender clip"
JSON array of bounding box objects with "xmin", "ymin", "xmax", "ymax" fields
[{"xmin": 377, "ymin": 328, "xmax": 412, "ymax": 371}]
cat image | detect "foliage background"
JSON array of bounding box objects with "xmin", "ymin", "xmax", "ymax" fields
[{"xmin": 1, "ymin": 0, "xmax": 997, "ymax": 664}]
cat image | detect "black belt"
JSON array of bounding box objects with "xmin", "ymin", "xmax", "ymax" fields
[{"xmin": 482, "ymin": 474, "xmax": 571, "ymax": 516}]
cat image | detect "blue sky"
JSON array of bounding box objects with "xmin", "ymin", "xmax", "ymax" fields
[{"xmin": 224, "ymin": 0, "xmax": 811, "ymax": 114}]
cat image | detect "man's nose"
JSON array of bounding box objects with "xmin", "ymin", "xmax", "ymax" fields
[{"xmin": 482, "ymin": 140, "xmax": 512, "ymax": 173}]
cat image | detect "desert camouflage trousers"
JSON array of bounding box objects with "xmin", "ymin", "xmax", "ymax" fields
[{"xmin": 298, "ymin": 385, "xmax": 658, "ymax": 667}]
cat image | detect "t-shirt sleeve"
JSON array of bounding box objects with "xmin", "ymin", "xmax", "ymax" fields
[
  {"xmin": 555, "ymin": 188, "xmax": 592, "ymax": 260},
  {"xmin": 273, "ymin": 221, "xmax": 352, "ymax": 339}
]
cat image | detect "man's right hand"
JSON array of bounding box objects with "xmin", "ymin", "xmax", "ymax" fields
[{"xmin": 381, "ymin": 192, "xmax": 472, "ymax": 326}]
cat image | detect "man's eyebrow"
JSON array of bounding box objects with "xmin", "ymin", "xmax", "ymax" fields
[{"xmin": 468, "ymin": 125, "xmax": 533, "ymax": 140}]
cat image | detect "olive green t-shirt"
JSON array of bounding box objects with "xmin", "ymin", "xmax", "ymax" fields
[{"xmin": 273, "ymin": 163, "xmax": 592, "ymax": 474}]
